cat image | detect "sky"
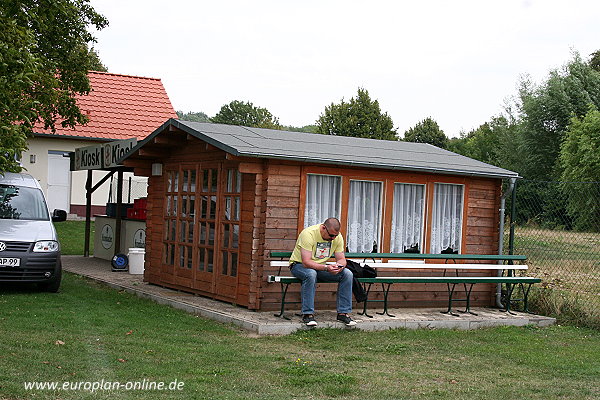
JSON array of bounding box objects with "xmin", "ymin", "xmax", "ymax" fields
[{"xmin": 91, "ymin": 0, "xmax": 600, "ymax": 138}]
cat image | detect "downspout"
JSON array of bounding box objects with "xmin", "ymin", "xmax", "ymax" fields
[{"xmin": 496, "ymin": 177, "xmax": 517, "ymax": 307}]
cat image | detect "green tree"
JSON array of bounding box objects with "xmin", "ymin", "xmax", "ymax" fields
[
  {"xmin": 490, "ymin": 52, "xmax": 600, "ymax": 228},
  {"xmin": 447, "ymin": 115, "xmax": 522, "ymax": 169},
  {"xmin": 403, "ymin": 117, "xmax": 448, "ymax": 149},
  {"xmin": 590, "ymin": 50, "xmax": 600, "ymax": 72},
  {"xmin": 516, "ymin": 52, "xmax": 600, "ymax": 181},
  {"xmin": 0, "ymin": 0, "xmax": 108, "ymax": 172},
  {"xmin": 284, "ymin": 124, "xmax": 318, "ymax": 133},
  {"xmin": 211, "ymin": 100, "xmax": 281, "ymax": 129},
  {"xmin": 559, "ymin": 107, "xmax": 600, "ymax": 231},
  {"xmin": 316, "ymin": 88, "xmax": 397, "ymax": 140},
  {"xmin": 87, "ymin": 47, "xmax": 108, "ymax": 72},
  {"xmin": 177, "ymin": 111, "xmax": 210, "ymax": 122}
]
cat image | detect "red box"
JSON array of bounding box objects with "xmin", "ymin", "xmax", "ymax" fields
[
  {"xmin": 126, "ymin": 209, "xmax": 147, "ymax": 221},
  {"xmin": 134, "ymin": 197, "xmax": 147, "ymax": 210},
  {"xmin": 127, "ymin": 208, "xmax": 136, "ymax": 219}
]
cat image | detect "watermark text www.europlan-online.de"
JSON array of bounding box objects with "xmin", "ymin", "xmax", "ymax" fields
[{"xmin": 24, "ymin": 379, "xmax": 185, "ymax": 393}]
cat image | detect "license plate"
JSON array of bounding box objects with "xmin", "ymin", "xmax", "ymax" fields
[{"xmin": 0, "ymin": 258, "xmax": 20, "ymax": 267}]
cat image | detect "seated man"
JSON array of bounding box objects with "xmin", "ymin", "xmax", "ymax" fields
[{"xmin": 289, "ymin": 217, "xmax": 356, "ymax": 327}]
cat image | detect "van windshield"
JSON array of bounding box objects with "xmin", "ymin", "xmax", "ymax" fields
[{"xmin": 0, "ymin": 185, "xmax": 50, "ymax": 221}]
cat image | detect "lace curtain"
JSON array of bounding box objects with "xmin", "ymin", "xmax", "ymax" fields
[
  {"xmin": 390, "ymin": 183, "xmax": 425, "ymax": 253},
  {"xmin": 430, "ymin": 183, "xmax": 464, "ymax": 254},
  {"xmin": 347, "ymin": 180, "xmax": 382, "ymax": 253},
  {"xmin": 304, "ymin": 174, "xmax": 341, "ymax": 227}
]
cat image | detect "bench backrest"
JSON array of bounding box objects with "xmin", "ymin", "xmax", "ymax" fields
[
  {"xmin": 269, "ymin": 260, "xmax": 527, "ymax": 270},
  {"xmin": 269, "ymin": 251, "xmax": 527, "ymax": 262}
]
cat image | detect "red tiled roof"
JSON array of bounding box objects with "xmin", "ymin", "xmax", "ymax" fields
[{"xmin": 34, "ymin": 71, "xmax": 177, "ymax": 141}]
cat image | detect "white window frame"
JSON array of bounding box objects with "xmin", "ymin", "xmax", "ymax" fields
[
  {"xmin": 347, "ymin": 179, "xmax": 384, "ymax": 253},
  {"xmin": 390, "ymin": 182, "xmax": 427, "ymax": 253},
  {"xmin": 303, "ymin": 173, "xmax": 342, "ymax": 228},
  {"xmin": 430, "ymin": 182, "xmax": 465, "ymax": 254}
]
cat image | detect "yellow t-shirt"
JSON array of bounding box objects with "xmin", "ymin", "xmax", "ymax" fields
[{"xmin": 289, "ymin": 224, "xmax": 344, "ymax": 265}]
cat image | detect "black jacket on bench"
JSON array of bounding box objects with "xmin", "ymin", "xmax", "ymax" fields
[{"xmin": 345, "ymin": 260, "xmax": 377, "ymax": 303}]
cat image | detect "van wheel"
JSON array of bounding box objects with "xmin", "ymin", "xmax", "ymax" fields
[{"xmin": 39, "ymin": 269, "xmax": 61, "ymax": 293}]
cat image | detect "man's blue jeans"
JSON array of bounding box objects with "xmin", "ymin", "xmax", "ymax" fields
[{"xmin": 290, "ymin": 263, "xmax": 353, "ymax": 315}]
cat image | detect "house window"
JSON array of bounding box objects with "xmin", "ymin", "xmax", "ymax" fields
[
  {"xmin": 347, "ymin": 180, "xmax": 382, "ymax": 253},
  {"xmin": 163, "ymin": 168, "xmax": 196, "ymax": 269},
  {"xmin": 197, "ymin": 168, "xmax": 218, "ymax": 273},
  {"xmin": 220, "ymin": 168, "xmax": 241, "ymax": 277},
  {"xmin": 304, "ymin": 174, "xmax": 341, "ymax": 227},
  {"xmin": 431, "ymin": 183, "xmax": 464, "ymax": 254},
  {"xmin": 390, "ymin": 183, "xmax": 425, "ymax": 253}
]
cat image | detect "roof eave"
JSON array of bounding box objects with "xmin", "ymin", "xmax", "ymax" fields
[
  {"xmin": 32, "ymin": 132, "xmax": 116, "ymax": 142},
  {"xmin": 171, "ymin": 119, "xmax": 241, "ymax": 157},
  {"xmin": 118, "ymin": 119, "xmax": 241, "ymax": 164}
]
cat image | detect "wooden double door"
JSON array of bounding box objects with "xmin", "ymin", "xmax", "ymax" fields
[{"xmin": 162, "ymin": 162, "xmax": 241, "ymax": 301}]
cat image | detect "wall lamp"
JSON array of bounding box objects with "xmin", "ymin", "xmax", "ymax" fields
[{"xmin": 151, "ymin": 163, "xmax": 163, "ymax": 176}]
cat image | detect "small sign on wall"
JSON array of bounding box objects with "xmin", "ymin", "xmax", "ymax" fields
[
  {"xmin": 133, "ymin": 229, "xmax": 146, "ymax": 248},
  {"xmin": 101, "ymin": 224, "xmax": 114, "ymax": 249}
]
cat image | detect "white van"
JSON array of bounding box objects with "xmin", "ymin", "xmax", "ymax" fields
[{"xmin": 0, "ymin": 172, "xmax": 66, "ymax": 292}]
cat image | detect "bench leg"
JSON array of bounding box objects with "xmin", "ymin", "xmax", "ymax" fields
[
  {"xmin": 441, "ymin": 283, "xmax": 477, "ymax": 316},
  {"xmin": 358, "ymin": 282, "xmax": 374, "ymax": 318},
  {"xmin": 445, "ymin": 269, "xmax": 472, "ymax": 310},
  {"xmin": 274, "ymin": 283, "xmax": 291, "ymax": 320},
  {"xmin": 461, "ymin": 284, "xmax": 477, "ymax": 316},
  {"xmin": 442, "ymin": 283, "xmax": 461, "ymax": 317},
  {"xmin": 502, "ymin": 282, "xmax": 518, "ymax": 315},
  {"xmin": 522, "ymin": 283, "xmax": 534, "ymax": 313},
  {"xmin": 376, "ymin": 283, "xmax": 396, "ymax": 318}
]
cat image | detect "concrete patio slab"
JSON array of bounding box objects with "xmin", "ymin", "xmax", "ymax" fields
[{"xmin": 62, "ymin": 256, "xmax": 555, "ymax": 335}]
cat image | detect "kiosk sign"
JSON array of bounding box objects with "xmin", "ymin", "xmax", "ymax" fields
[
  {"xmin": 103, "ymin": 138, "xmax": 137, "ymax": 168},
  {"xmin": 74, "ymin": 144, "xmax": 103, "ymax": 170},
  {"xmin": 73, "ymin": 139, "xmax": 137, "ymax": 170}
]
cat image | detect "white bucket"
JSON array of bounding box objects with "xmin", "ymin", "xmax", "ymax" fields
[{"xmin": 128, "ymin": 248, "xmax": 145, "ymax": 274}]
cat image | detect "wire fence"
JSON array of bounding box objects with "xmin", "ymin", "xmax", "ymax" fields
[
  {"xmin": 506, "ymin": 180, "xmax": 600, "ymax": 327},
  {"xmin": 107, "ymin": 175, "xmax": 148, "ymax": 204}
]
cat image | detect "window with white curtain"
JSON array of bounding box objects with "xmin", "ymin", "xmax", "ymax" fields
[
  {"xmin": 390, "ymin": 183, "xmax": 425, "ymax": 253},
  {"xmin": 304, "ymin": 174, "xmax": 341, "ymax": 228},
  {"xmin": 347, "ymin": 180, "xmax": 382, "ymax": 253},
  {"xmin": 430, "ymin": 183, "xmax": 464, "ymax": 254}
]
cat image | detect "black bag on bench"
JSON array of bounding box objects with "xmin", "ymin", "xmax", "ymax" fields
[{"xmin": 345, "ymin": 260, "xmax": 377, "ymax": 303}]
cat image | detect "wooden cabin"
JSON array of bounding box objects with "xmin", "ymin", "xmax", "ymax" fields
[{"xmin": 122, "ymin": 119, "xmax": 519, "ymax": 311}]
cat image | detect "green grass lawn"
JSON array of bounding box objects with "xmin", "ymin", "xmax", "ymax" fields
[
  {"xmin": 55, "ymin": 220, "xmax": 94, "ymax": 255},
  {"xmin": 1, "ymin": 273, "xmax": 599, "ymax": 399},
  {"xmin": 510, "ymin": 226, "xmax": 600, "ymax": 328}
]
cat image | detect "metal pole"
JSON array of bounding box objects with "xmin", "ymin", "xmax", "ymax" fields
[
  {"xmin": 84, "ymin": 170, "xmax": 92, "ymax": 257},
  {"xmin": 128, "ymin": 176, "xmax": 132, "ymax": 204},
  {"xmin": 508, "ymin": 179, "xmax": 518, "ymax": 255},
  {"xmin": 114, "ymin": 169, "xmax": 123, "ymax": 255}
]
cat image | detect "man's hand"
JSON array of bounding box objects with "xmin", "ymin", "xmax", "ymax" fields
[{"xmin": 327, "ymin": 264, "xmax": 343, "ymax": 275}]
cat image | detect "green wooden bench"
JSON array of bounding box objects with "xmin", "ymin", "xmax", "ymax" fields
[{"xmin": 267, "ymin": 252, "xmax": 539, "ymax": 319}]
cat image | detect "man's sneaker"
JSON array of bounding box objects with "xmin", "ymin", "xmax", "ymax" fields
[
  {"xmin": 302, "ymin": 314, "xmax": 317, "ymax": 327},
  {"xmin": 337, "ymin": 314, "xmax": 357, "ymax": 326}
]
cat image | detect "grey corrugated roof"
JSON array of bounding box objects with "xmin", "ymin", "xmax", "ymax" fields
[{"xmin": 131, "ymin": 119, "xmax": 520, "ymax": 179}]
